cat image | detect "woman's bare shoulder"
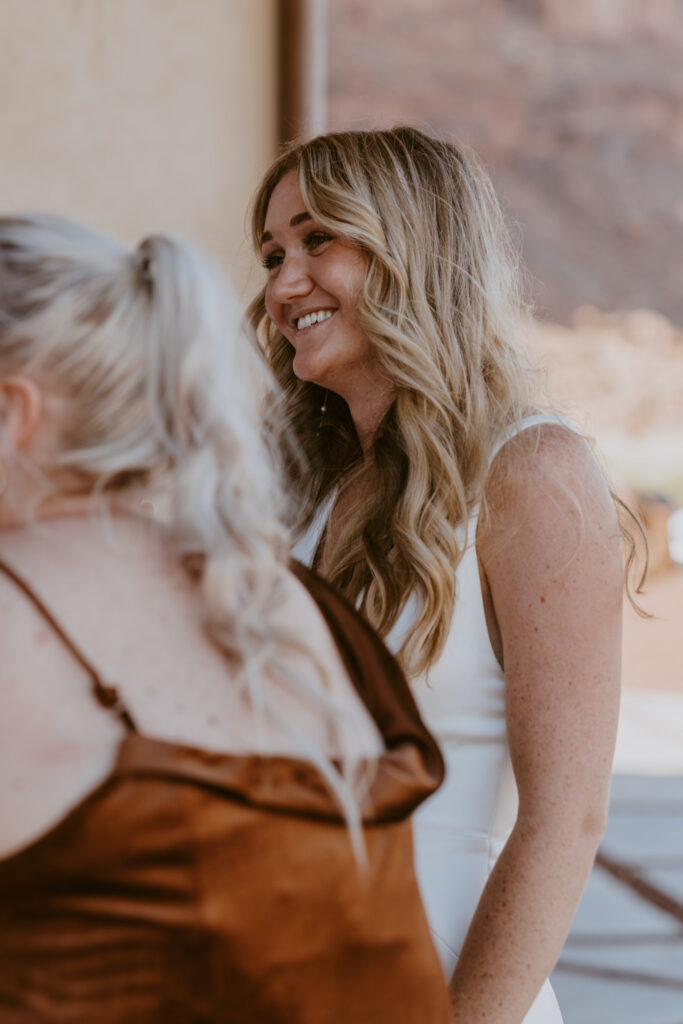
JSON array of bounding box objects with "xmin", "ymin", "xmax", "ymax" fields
[
  {"xmin": 475, "ymin": 424, "xmax": 623, "ymax": 827},
  {"xmin": 478, "ymin": 421, "xmax": 618, "ymax": 554}
]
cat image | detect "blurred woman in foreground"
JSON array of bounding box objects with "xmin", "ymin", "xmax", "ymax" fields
[{"xmin": 0, "ymin": 215, "xmax": 449, "ymax": 1023}]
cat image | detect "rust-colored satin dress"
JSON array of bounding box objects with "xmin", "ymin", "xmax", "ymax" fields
[{"xmin": 0, "ymin": 559, "xmax": 450, "ymax": 1023}]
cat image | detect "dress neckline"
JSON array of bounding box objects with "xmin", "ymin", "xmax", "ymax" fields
[{"xmin": 297, "ymin": 414, "xmax": 571, "ymax": 567}]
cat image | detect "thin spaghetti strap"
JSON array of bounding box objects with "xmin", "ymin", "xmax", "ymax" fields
[{"xmin": 0, "ymin": 558, "xmax": 138, "ymax": 733}]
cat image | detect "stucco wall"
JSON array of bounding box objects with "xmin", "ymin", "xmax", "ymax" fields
[{"xmin": 0, "ymin": 0, "xmax": 278, "ymax": 297}]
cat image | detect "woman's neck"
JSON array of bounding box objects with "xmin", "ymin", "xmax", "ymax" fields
[{"xmin": 345, "ymin": 385, "xmax": 395, "ymax": 456}]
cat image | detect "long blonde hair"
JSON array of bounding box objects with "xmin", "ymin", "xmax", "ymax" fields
[
  {"xmin": 249, "ymin": 127, "xmax": 537, "ymax": 676},
  {"xmin": 0, "ymin": 214, "xmax": 364, "ymax": 833}
]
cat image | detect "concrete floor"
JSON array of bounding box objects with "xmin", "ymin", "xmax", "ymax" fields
[
  {"xmin": 551, "ymin": 567, "xmax": 683, "ymax": 1022},
  {"xmin": 552, "ymin": 774, "xmax": 683, "ymax": 1023},
  {"xmin": 551, "ymin": 565, "xmax": 683, "ymax": 1024}
]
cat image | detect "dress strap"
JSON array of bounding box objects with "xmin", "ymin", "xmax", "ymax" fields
[
  {"xmin": 0, "ymin": 557, "xmax": 138, "ymax": 733},
  {"xmin": 489, "ymin": 412, "xmax": 574, "ymax": 464}
]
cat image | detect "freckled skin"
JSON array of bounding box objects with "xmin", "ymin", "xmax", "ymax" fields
[{"xmin": 449, "ymin": 424, "xmax": 623, "ymax": 1021}]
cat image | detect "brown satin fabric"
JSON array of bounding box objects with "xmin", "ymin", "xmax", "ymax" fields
[{"xmin": 0, "ymin": 559, "xmax": 450, "ymax": 1023}]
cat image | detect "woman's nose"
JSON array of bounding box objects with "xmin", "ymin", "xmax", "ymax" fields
[{"xmin": 269, "ymin": 254, "xmax": 313, "ymax": 303}]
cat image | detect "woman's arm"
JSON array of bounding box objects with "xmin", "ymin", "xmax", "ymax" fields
[{"xmin": 448, "ymin": 424, "xmax": 623, "ymax": 1022}]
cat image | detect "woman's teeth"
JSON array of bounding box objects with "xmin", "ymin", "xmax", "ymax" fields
[{"xmin": 296, "ymin": 310, "xmax": 333, "ymax": 330}]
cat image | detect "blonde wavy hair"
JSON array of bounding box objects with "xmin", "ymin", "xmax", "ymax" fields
[
  {"xmin": 0, "ymin": 214, "xmax": 365, "ymax": 833},
  {"xmin": 248, "ymin": 127, "xmax": 541, "ymax": 676}
]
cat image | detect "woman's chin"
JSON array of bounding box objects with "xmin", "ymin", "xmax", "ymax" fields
[{"xmin": 292, "ymin": 354, "xmax": 327, "ymax": 388}]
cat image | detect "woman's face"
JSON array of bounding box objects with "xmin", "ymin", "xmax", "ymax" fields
[{"xmin": 261, "ymin": 170, "xmax": 387, "ymax": 410}]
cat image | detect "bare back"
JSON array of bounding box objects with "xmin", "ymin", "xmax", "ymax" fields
[{"xmin": 0, "ymin": 515, "xmax": 382, "ymax": 860}]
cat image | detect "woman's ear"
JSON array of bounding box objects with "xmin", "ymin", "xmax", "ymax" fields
[{"xmin": 0, "ymin": 375, "xmax": 44, "ymax": 452}]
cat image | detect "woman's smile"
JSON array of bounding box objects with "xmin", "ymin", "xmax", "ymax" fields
[{"xmin": 293, "ymin": 309, "xmax": 336, "ymax": 333}]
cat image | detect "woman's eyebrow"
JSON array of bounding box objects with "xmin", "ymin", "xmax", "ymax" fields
[{"xmin": 260, "ymin": 211, "xmax": 311, "ymax": 246}]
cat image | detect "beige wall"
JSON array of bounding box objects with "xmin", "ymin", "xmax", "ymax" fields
[{"xmin": 0, "ymin": 0, "xmax": 278, "ymax": 298}]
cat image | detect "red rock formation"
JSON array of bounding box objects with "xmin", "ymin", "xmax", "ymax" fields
[{"xmin": 328, "ymin": 0, "xmax": 683, "ymax": 325}]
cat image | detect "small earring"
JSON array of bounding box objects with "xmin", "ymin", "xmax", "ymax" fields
[{"xmin": 317, "ymin": 390, "xmax": 329, "ymax": 437}]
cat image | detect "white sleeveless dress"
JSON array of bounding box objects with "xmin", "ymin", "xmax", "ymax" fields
[{"xmin": 293, "ymin": 414, "xmax": 564, "ymax": 1022}]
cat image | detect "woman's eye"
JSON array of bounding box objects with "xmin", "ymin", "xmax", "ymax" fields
[
  {"xmin": 305, "ymin": 231, "xmax": 333, "ymax": 252},
  {"xmin": 261, "ymin": 232, "xmax": 332, "ymax": 270},
  {"xmin": 261, "ymin": 251, "xmax": 283, "ymax": 271}
]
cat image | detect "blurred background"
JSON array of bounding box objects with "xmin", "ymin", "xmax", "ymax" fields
[
  {"xmin": 1, "ymin": 1, "xmax": 681, "ymax": 1020},
  {"xmin": 0, "ymin": 0, "xmax": 279, "ymax": 298}
]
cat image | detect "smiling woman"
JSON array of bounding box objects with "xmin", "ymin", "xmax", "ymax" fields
[{"xmin": 247, "ymin": 127, "xmax": 638, "ymax": 1023}]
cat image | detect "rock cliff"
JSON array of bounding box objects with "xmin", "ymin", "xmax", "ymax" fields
[{"xmin": 328, "ymin": 0, "xmax": 683, "ymax": 325}]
